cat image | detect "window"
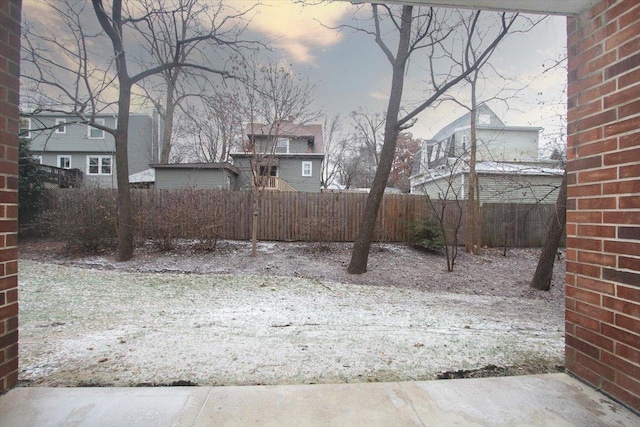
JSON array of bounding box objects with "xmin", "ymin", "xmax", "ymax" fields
[
  {"xmin": 88, "ymin": 119, "xmax": 105, "ymax": 139},
  {"xmin": 275, "ymin": 138, "xmax": 289, "ymax": 153},
  {"xmin": 462, "ymin": 135, "xmax": 468, "ymax": 152},
  {"xmin": 57, "ymin": 155, "xmax": 71, "ymax": 169},
  {"xmin": 259, "ymin": 165, "xmax": 277, "ymax": 177},
  {"xmin": 19, "ymin": 118, "xmax": 31, "ymax": 139},
  {"xmin": 55, "ymin": 119, "xmax": 66, "ymax": 134},
  {"xmin": 302, "ymin": 161, "xmax": 312, "ymax": 177},
  {"xmin": 87, "ymin": 155, "xmax": 112, "ymax": 175},
  {"xmin": 478, "ymin": 114, "xmax": 491, "ymax": 125}
]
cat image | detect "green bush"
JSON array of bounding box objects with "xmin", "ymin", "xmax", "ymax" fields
[
  {"xmin": 409, "ymin": 218, "xmax": 444, "ymax": 253},
  {"xmin": 18, "ymin": 138, "xmax": 45, "ymax": 232}
]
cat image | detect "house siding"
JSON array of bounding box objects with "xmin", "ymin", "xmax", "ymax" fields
[
  {"xmin": 40, "ymin": 152, "xmax": 116, "ymax": 188},
  {"xmin": 155, "ymin": 168, "xmax": 234, "ymax": 190},
  {"xmin": 277, "ymin": 157, "xmax": 323, "ymax": 193}
]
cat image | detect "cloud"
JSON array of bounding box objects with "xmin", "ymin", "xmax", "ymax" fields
[{"xmin": 247, "ymin": 0, "xmax": 351, "ymax": 63}]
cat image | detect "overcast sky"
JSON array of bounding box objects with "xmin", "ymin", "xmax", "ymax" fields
[{"xmin": 23, "ymin": 0, "xmax": 568, "ymax": 149}]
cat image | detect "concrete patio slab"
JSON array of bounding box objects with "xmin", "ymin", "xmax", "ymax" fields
[{"xmin": 1, "ymin": 374, "xmax": 638, "ymax": 426}]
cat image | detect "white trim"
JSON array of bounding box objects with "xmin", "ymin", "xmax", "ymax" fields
[
  {"xmin": 302, "ymin": 161, "xmax": 312, "ymax": 177},
  {"xmin": 276, "ymin": 138, "xmax": 289, "ymax": 154},
  {"xmin": 86, "ymin": 155, "xmax": 113, "ymax": 175},
  {"xmin": 88, "ymin": 118, "xmax": 106, "ymax": 139},
  {"xmin": 19, "ymin": 118, "xmax": 31, "ymax": 139},
  {"xmin": 57, "ymin": 155, "xmax": 72, "ymax": 169},
  {"xmin": 55, "ymin": 118, "xmax": 66, "ymax": 134}
]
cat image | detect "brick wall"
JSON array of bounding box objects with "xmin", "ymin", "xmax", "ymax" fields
[
  {"xmin": 566, "ymin": 0, "xmax": 640, "ymax": 412},
  {"xmin": 0, "ymin": 0, "xmax": 21, "ymax": 393}
]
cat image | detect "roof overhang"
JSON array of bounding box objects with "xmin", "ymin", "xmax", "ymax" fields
[{"xmin": 352, "ymin": 0, "xmax": 599, "ymax": 16}]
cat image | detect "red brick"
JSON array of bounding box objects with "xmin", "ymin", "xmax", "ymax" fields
[
  {"xmin": 568, "ymin": 72, "xmax": 604, "ymax": 98},
  {"xmin": 0, "ymin": 303, "xmax": 17, "ymax": 319},
  {"xmin": 566, "ymin": 333, "xmax": 601, "ymax": 359},
  {"xmin": 567, "ymin": 211, "xmax": 603, "ymax": 224},
  {"xmin": 576, "ymin": 80, "xmax": 617, "ymax": 107},
  {"xmin": 566, "ymin": 296, "xmax": 576, "ymax": 312},
  {"xmin": 0, "ymin": 358, "xmax": 17, "ymax": 380},
  {"xmin": 567, "ymin": 285, "xmax": 602, "ymax": 305},
  {"xmin": 601, "ymin": 349, "xmax": 640, "ymax": 382},
  {"xmin": 570, "ymin": 109, "xmax": 617, "ymax": 134},
  {"xmin": 574, "ymin": 137, "xmax": 617, "ymax": 157},
  {"xmin": 605, "ymin": 147, "xmax": 640, "ymax": 167},
  {"xmin": 603, "ymin": 211, "xmax": 640, "ymax": 225},
  {"xmin": 619, "ymin": 67, "xmax": 640, "ymax": 88},
  {"xmin": 615, "ymin": 373, "xmax": 640, "ymax": 402},
  {"xmin": 619, "ymin": 256, "xmax": 640, "ymax": 271},
  {"xmin": 0, "ymin": 276, "xmax": 16, "ymax": 291},
  {"xmin": 615, "ymin": 313, "xmax": 640, "ymax": 333},
  {"xmin": 603, "ymin": 179, "xmax": 640, "ymax": 194},
  {"xmin": 577, "ymin": 251, "xmax": 616, "ymax": 267},
  {"xmin": 604, "ymin": 240, "xmax": 640, "ymax": 257},
  {"xmin": 566, "ymin": 261, "xmax": 601, "ymax": 278},
  {"xmin": 567, "ymin": 309, "xmax": 601, "ymax": 332},
  {"xmin": 601, "ymin": 380, "xmax": 640, "ymax": 412},
  {"xmin": 578, "ymin": 166, "xmax": 618, "ymax": 183},
  {"xmin": 568, "ymin": 236, "xmax": 603, "ymax": 251},
  {"xmin": 601, "ymin": 324, "xmax": 640, "ymax": 349},
  {"xmin": 619, "ymin": 196, "xmax": 640, "ymax": 209},
  {"xmin": 567, "ymin": 155, "xmax": 602, "ymax": 172},
  {"xmin": 619, "ymin": 131, "xmax": 640, "ymax": 149},
  {"xmin": 569, "ymin": 42, "xmax": 604, "ymax": 71},
  {"xmin": 605, "ymin": 51, "xmax": 640, "ymax": 80},
  {"xmin": 576, "ymin": 325, "xmax": 615, "ymax": 352},
  {"xmin": 575, "ymin": 351, "xmax": 616, "ymax": 381},
  {"xmin": 618, "ymin": 226, "xmax": 640, "ymax": 241},
  {"xmin": 618, "ymin": 284, "xmax": 640, "ymax": 302},
  {"xmin": 619, "ymin": 163, "xmax": 640, "ymax": 179},
  {"xmin": 577, "ymin": 276, "xmax": 615, "ymax": 295},
  {"xmin": 605, "ymin": 114, "xmax": 640, "ymax": 138},
  {"xmin": 575, "ymin": 326, "xmax": 613, "ymax": 353},
  {"xmin": 616, "ymin": 342, "xmax": 640, "ymax": 365},
  {"xmin": 576, "ymin": 301, "xmax": 614, "ymax": 324},
  {"xmin": 579, "ymin": 19, "xmax": 618, "ymax": 52},
  {"xmin": 577, "ymin": 224, "xmax": 616, "ymax": 238},
  {"xmin": 567, "ymin": 183, "xmax": 602, "ymax": 198},
  {"xmin": 567, "ymin": 99, "xmax": 603, "ymax": 123},
  {"xmin": 577, "ymin": 197, "xmax": 617, "ymax": 210},
  {"xmin": 566, "ymin": 359, "xmax": 602, "ymax": 388},
  {"xmin": 618, "ymin": 1, "xmax": 640, "ymax": 29},
  {"xmin": 604, "ymin": 83, "xmax": 640, "ymax": 109},
  {"xmin": 619, "ymin": 35, "xmax": 640, "ymax": 60}
]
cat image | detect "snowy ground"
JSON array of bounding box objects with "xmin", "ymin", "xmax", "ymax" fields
[{"xmin": 18, "ymin": 240, "xmax": 565, "ymax": 387}]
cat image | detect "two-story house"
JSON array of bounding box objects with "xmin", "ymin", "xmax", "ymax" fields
[
  {"xmin": 410, "ymin": 104, "xmax": 564, "ymax": 203},
  {"xmin": 21, "ymin": 112, "xmax": 161, "ymax": 188},
  {"xmin": 229, "ymin": 117, "xmax": 325, "ymax": 193}
]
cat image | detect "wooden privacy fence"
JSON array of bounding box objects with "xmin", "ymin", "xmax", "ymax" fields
[{"xmin": 43, "ymin": 189, "xmax": 561, "ymax": 247}]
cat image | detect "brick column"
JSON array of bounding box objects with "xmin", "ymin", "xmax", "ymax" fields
[
  {"xmin": 566, "ymin": 0, "xmax": 640, "ymax": 412},
  {"xmin": 0, "ymin": 0, "xmax": 21, "ymax": 393}
]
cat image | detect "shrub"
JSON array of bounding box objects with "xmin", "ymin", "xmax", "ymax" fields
[
  {"xmin": 38, "ymin": 188, "xmax": 117, "ymax": 254},
  {"xmin": 18, "ymin": 138, "xmax": 45, "ymax": 233},
  {"xmin": 409, "ymin": 218, "xmax": 444, "ymax": 253}
]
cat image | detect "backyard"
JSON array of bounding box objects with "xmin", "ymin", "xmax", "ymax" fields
[{"xmin": 17, "ymin": 240, "xmax": 565, "ymax": 387}]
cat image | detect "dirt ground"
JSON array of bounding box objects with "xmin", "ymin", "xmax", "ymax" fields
[{"xmin": 18, "ymin": 239, "xmax": 566, "ymax": 387}]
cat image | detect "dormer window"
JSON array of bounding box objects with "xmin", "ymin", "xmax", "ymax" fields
[
  {"xmin": 478, "ymin": 114, "xmax": 491, "ymax": 125},
  {"xmin": 276, "ymin": 138, "xmax": 289, "ymax": 153}
]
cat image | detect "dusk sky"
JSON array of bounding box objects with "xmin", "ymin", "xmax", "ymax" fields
[{"xmin": 23, "ymin": 0, "xmax": 568, "ymax": 151}]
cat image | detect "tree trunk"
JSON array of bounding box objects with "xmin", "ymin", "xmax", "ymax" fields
[
  {"xmin": 347, "ymin": 6, "xmax": 412, "ymax": 274},
  {"xmin": 160, "ymin": 76, "xmax": 177, "ymax": 163},
  {"xmin": 115, "ymin": 82, "xmax": 135, "ymax": 261},
  {"xmin": 466, "ymin": 78, "xmax": 480, "ymax": 255},
  {"xmin": 530, "ymin": 172, "xmax": 567, "ymax": 290},
  {"xmin": 251, "ymin": 186, "xmax": 259, "ymax": 257}
]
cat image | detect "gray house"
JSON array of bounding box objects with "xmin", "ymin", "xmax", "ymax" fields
[
  {"xmin": 148, "ymin": 163, "xmax": 240, "ymax": 190},
  {"xmin": 230, "ymin": 117, "xmax": 325, "ymax": 193},
  {"xmin": 410, "ymin": 104, "xmax": 564, "ymax": 204},
  {"xmin": 21, "ymin": 112, "xmax": 161, "ymax": 188}
]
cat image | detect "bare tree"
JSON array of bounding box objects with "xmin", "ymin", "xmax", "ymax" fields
[
  {"xmin": 530, "ymin": 171, "xmax": 567, "ymax": 290},
  {"xmin": 236, "ymin": 61, "xmax": 318, "ymax": 256},
  {"xmin": 21, "ymin": 0, "xmax": 242, "ymax": 260},
  {"xmin": 342, "ymin": 5, "xmax": 521, "ymax": 274},
  {"xmin": 389, "ymin": 132, "xmax": 420, "ymax": 193},
  {"xmin": 349, "ymin": 108, "xmax": 385, "ymax": 169},
  {"xmin": 320, "ymin": 114, "xmax": 348, "ymax": 189}
]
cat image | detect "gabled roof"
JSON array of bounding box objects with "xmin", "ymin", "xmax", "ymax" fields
[
  {"xmin": 432, "ymin": 104, "xmax": 505, "ymax": 141},
  {"xmin": 245, "ymin": 119, "xmax": 324, "ymax": 154},
  {"xmin": 150, "ymin": 162, "xmax": 239, "ymax": 175}
]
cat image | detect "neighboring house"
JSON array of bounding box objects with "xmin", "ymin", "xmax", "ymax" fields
[
  {"xmin": 229, "ymin": 117, "xmax": 325, "ymax": 193},
  {"xmin": 410, "ymin": 104, "xmax": 564, "ymax": 204},
  {"xmin": 144, "ymin": 163, "xmax": 240, "ymax": 190},
  {"xmin": 20, "ymin": 111, "xmax": 161, "ymax": 188}
]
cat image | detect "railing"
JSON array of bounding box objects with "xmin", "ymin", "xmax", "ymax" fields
[
  {"xmin": 38, "ymin": 165, "xmax": 83, "ymax": 188},
  {"xmin": 257, "ymin": 176, "xmax": 296, "ymax": 192}
]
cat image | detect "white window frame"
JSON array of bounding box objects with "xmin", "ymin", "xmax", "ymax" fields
[
  {"xmin": 88, "ymin": 118, "xmax": 106, "ymax": 139},
  {"xmin": 86, "ymin": 155, "xmax": 113, "ymax": 175},
  {"xmin": 302, "ymin": 161, "xmax": 312, "ymax": 177},
  {"xmin": 57, "ymin": 155, "xmax": 72, "ymax": 169},
  {"xmin": 275, "ymin": 138, "xmax": 289, "ymax": 154},
  {"xmin": 478, "ymin": 114, "xmax": 491, "ymax": 125},
  {"xmin": 55, "ymin": 118, "xmax": 67, "ymax": 134},
  {"xmin": 19, "ymin": 118, "xmax": 31, "ymax": 139}
]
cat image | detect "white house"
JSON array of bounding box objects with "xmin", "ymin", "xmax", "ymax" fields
[{"xmin": 410, "ymin": 104, "xmax": 564, "ymax": 204}]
